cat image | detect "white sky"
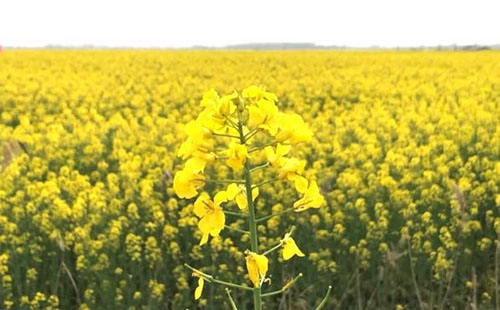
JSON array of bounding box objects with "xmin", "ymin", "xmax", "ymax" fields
[{"xmin": 1, "ymin": 0, "xmax": 499, "ymax": 48}]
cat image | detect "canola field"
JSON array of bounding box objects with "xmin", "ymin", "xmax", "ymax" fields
[{"xmin": 0, "ymin": 50, "xmax": 500, "ymax": 310}]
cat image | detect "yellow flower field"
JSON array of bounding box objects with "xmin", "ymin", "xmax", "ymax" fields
[{"xmin": 0, "ymin": 50, "xmax": 499, "ymax": 309}]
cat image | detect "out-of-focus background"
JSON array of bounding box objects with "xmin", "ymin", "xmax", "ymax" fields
[{"xmin": 1, "ymin": 1, "xmax": 500, "ymax": 310}]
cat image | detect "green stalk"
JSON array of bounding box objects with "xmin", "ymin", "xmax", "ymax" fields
[{"xmin": 238, "ymin": 108, "xmax": 262, "ymax": 310}]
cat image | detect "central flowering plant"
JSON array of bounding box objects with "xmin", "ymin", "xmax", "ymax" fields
[{"xmin": 174, "ymin": 86, "xmax": 331, "ymax": 310}]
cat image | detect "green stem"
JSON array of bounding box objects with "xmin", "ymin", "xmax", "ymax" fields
[
  {"xmin": 256, "ymin": 208, "xmax": 294, "ymax": 223},
  {"xmin": 262, "ymin": 226, "xmax": 296, "ymax": 255},
  {"xmin": 261, "ymin": 273, "xmax": 303, "ymax": 297},
  {"xmin": 214, "ymin": 132, "xmax": 240, "ymax": 139},
  {"xmin": 250, "ymin": 162, "xmax": 269, "ymax": 173},
  {"xmin": 248, "ymin": 141, "xmax": 277, "ymax": 153},
  {"xmin": 225, "ymin": 116, "xmax": 240, "ymax": 130},
  {"xmin": 262, "ymin": 242, "xmax": 283, "ymax": 256},
  {"xmin": 238, "ymin": 108, "xmax": 262, "ymax": 310},
  {"xmin": 184, "ymin": 264, "xmax": 253, "ymax": 291},
  {"xmin": 253, "ymin": 178, "xmax": 280, "ymax": 188},
  {"xmin": 224, "ymin": 225, "xmax": 250, "ymax": 234},
  {"xmin": 225, "ymin": 288, "xmax": 239, "ymax": 310},
  {"xmin": 314, "ymin": 286, "xmax": 333, "ymax": 310},
  {"xmin": 244, "ymin": 128, "xmax": 260, "ymax": 142},
  {"xmin": 224, "ymin": 210, "xmax": 248, "ymax": 217}
]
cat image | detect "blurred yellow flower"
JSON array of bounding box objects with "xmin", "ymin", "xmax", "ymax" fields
[
  {"xmin": 265, "ymin": 143, "xmax": 291, "ymax": 167},
  {"xmin": 173, "ymin": 168, "xmax": 205, "ymax": 198},
  {"xmin": 275, "ymin": 113, "xmax": 313, "ymax": 144},
  {"xmin": 279, "ymin": 157, "xmax": 308, "ymax": 193},
  {"xmin": 294, "ymin": 181, "xmax": 325, "ymax": 212},
  {"xmin": 245, "ymin": 251, "xmax": 268, "ymax": 287},
  {"xmin": 226, "ymin": 142, "xmax": 247, "ymax": 170},
  {"xmin": 242, "ymin": 85, "xmax": 278, "ymax": 102},
  {"xmin": 192, "ymin": 273, "xmax": 205, "ymax": 300},
  {"xmin": 282, "ymin": 235, "xmax": 305, "ymax": 260},
  {"xmin": 226, "ymin": 183, "xmax": 259, "ymax": 210},
  {"xmin": 249, "ymin": 99, "xmax": 280, "ymax": 135},
  {"xmin": 194, "ymin": 192, "xmax": 227, "ymax": 245}
]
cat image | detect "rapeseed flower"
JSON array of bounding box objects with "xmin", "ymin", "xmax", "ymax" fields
[
  {"xmin": 194, "ymin": 192, "xmax": 227, "ymax": 245},
  {"xmin": 245, "ymin": 251, "xmax": 269, "ymax": 287}
]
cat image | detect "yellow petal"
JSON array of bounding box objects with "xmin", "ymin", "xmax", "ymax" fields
[
  {"xmin": 276, "ymin": 143, "xmax": 291, "ymax": 157},
  {"xmin": 211, "ymin": 209, "xmax": 225, "ymax": 235},
  {"xmin": 254, "ymin": 254, "xmax": 268, "ymax": 276},
  {"xmin": 185, "ymin": 157, "xmax": 206, "ymax": 173},
  {"xmin": 246, "ymin": 255, "xmax": 260, "ymax": 287},
  {"xmin": 294, "ymin": 175, "xmax": 308, "ymax": 194},
  {"xmin": 226, "ymin": 183, "xmax": 240, "ymax": 200},
  {"xmin": 251, "ymin": 187, "xmax": 259, "ymax": 201},
  {"xmin": 173, "ymin": 170, "xmax": 197, "ymax": 198},
  {"xmin": 198, "ymin": 215, "xmax": 212, "ymax": 234},
  {"xmin": 283, "ymin": 238, "xmax": 305, "ymax": 260},
  {"xmin": 177, "ymin": 139, "xmax": 196, "ymax": 159},
  {"xmin": 236, "ymin": 193, "xmax": 248, "ymax": 209},
  {"xmin": 199, "ymin": 208, "xmax": 225, "ymax": 234},
  {"xmin": 195, "ymin": 277, "xmax": 204, "ymax": 300},
  {"xmin": 214, "ymin": 191, "xmax": 228, "ymax": 206},
  {"xmin": 264, "ymin": 146, "xmax": 275, "ymax": 163},
  {"xmin": 193, "ymin": 194, "xmax": 209, "ymax": 218},
  {"xmin": 199, "ymin": 233, "xmax": 209, "ymax": 245}
]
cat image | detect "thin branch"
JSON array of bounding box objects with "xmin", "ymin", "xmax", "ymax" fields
[
  {"xmin": 365, "ymin": 267, "xmax": 384, "ymax": 309},
  {"xmin": 244, "ymin": 128, "xmax": 260, "ymax": 143},
  {"xmin": 224, "ymin": 210, "xmax": 248, "ymax": 217},
  {"xmin": 61, "ymin": 261, "xmax": 81, "ymax": 305},
  {"xmin": 355, "ymin": 254, "xmax": 363, "ymax": 310},
  {"xmin": 256, "ymin": 208, "xmax": 294, "ymax": 223},
  {"xmin": 262, "ymin": 226, "xmax": 296, "ymax": 256},
  {"xmin": 407, "ymin": 239, "xmax": 424, "ymax": 310},
  {"xmin": 263, "ymin": 242, "xmax": 283, "ymax": 256},
  {"xmin": 249, "ymin": 141, "xmax": 277, "ymax": 153},
  {"xmin": 471, "ymin": 266, "xmax": 478, "ymax": 310},
  {"xmin": 184, "ymin": 264, "xmax": 253, "ymax": 291},
  {"xmin": 314, "ymin": 286, "xmax": 333, "ymax": 310},
  {"xmin": 496, "ymin": 239, "xmax": 500, "ymax": 310},
  {"xmin": 334, "ymin": 272, "xmax": 357, "ymax": 310},
  {"xmin": 249, "ymin": 162, "xmax": 269, "ymax": 173},
  {"xmin": 224, "ymin": 225, "xmax": 250, "ymax": 234},
  {"xmin": 225, "ymin": 116, "xmax": 240, "ymax": 130},
  {"xmin": 253, "ymin": 178, "xmax": 280, "ymax": 188},
  {"xmin": 225, "ymin": 288, "xmax": 239, "ymax": 310},
  {"xmin": 261, "ymin": 273, "xmax": 303, "ymax": 297},
  {"xmin": 214, "ymin": 132, "xmax": 241, "ymax": 139}
]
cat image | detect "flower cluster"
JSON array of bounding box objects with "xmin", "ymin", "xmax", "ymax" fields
[
  {"xmin": 173, "ymin": 86, "xmax": 326, "ymax": 308},
  {"xmin": 0, "ymin": 50, "xmax": 499, "ymax": 309}
]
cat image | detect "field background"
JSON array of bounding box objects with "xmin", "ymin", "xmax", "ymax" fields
[{"xmin": 1, "ymin": 50, "xmax": 500, "ymax": 309}]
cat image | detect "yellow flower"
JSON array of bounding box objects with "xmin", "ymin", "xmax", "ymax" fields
[
  {"xmin": 173, "ymin": 168, "xmax": 205, "ymax": 199},
  {"xmin": 293, "ymin": 181, "xmax": 325, "ymax": 212},
  {"xmin": 245, "ymin": 251, "xmax": 268, "ymax": 287},
  {"xmin": 193, "ymin": 273, "xmax": 204, "ymax": 300},
  {"xmin": 279, "ymin": 157, "xmax": 308, "ymax": 193},
  {"xmin": 194, "ymin": 192, "xmax": 227, "ymax": 245},
  {"xmin": 177, "ymin": 120, "xmax": 216, "ymax": 171},
  {"xmin": 199, "ymin": 89, "xmax": 238, "ymax": 133},
  {"xmin": 276, "ymin": 113, "xmax": 313, "ymax": 144},
  {"xmin": 226, "ymin": 183, "xmax": 259, "ymax": 209},
  {"xmin": 242, "ymin": 85, "xmax": 278, "ymax": 102},
  {"xmin": 265, "ymin": 143, "xmax": 291, "ymax": 167},
  {"xmin": 226, "ymin": 142, "xmax": 247, "ymax": 170},
  {"xmin": 248, "ymin": 99, "xmax": 280, "ymax": 135},
  {"xmin": 282, "ymin": 235, "xmax": 305, "ymax": 260}
]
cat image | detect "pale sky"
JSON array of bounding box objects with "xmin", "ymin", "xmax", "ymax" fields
[{"xmin": 1, "ymin": 0, "xmax": 499, "ymax": 48}]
